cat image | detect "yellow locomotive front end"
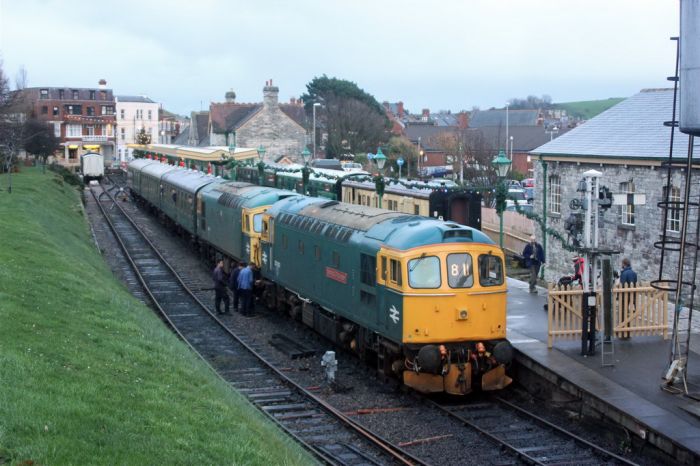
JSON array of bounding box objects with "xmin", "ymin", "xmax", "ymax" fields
[{"xmin": 379, "ymin": 243, "xmax": 512, "ymax": 395}]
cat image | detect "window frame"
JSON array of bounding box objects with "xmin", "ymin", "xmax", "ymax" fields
[
  {"xmin": 619, "ymin": 181, "xmax": 635, "ymax": 226},
  {"xmin": 407, "ymin": 255, "xmax": 441, "ymax": 289},
  {"xmin": 548, "ymin": 175, "xmax": 561, "ymax": 214},
  {"xmin": 446, "ymin": 253, "xmax": 474, "ymax": 289},
  {"xmin": 478, "ymin": 254, "xmax": 504, "ymax": 287},
  {"xmin": 389, "ymin": 258, "xmax": 403, "ymax": 286},
  {"xmin": 665, "ymin": 185, "xmax": 681, "ymax": 233}
]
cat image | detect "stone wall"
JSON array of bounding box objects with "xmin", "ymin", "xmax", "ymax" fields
[
  {"xmin": 236, "ymin": 107, "xmax": 306, "ymax": 162},
  {"xmin": 533, "ymin": 160, "xmax": 699, "ymax": 292}
]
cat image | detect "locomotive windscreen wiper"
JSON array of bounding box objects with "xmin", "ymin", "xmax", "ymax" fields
[{"xmin": 409, "ymin": 253, "xmax": 427, "ymax": 272}]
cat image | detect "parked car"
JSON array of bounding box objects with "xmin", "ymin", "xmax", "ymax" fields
[
  {"xmin": 507, "ymin": 188, "xmax": 527, "ymax": 202},
  {"xmin": 522, "ymin": 178, "xmax": 535, "ymax": 188},
  {"xmin": 523, "ymin": 187, "xmax": 535, "ymax": 203},
  {"xmin": 506, "ymin": 179, "xmax": 522, "ymax": 189},
  {"xmin": 505, "ymin": 200, "xmax": 533, "ymax": 214}
]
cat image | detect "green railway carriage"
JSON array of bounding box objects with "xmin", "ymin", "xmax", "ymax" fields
[
  {"xmin": 237, "ymin": 164, "xmax": 349, "ymax": 199},
  {"xmin": 127, "ymin": 159, "xmax": 157, "ymax": 195},
  {"xmin": 160, "ymin": 170, "xmax": 222, "ymax": 236},
  {"xmin": 197, "ymin": 183, "xmax": 298, "ymax": 265},
  {"xmin": 260, "ymin": 197, "xmax": 512, "ymax": 395},
  {"xmin": 138, "ymin": 162, "xmax": 179, "ymax": 209}
]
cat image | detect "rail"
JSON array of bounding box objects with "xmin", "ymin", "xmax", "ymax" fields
[{"xmin": 90, "ymin": 179, "xmax": 423, "ymax": 466}]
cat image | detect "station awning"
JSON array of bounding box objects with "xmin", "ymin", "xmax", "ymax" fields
[{"xmin": 127, "ymin": 144, "xmax": 259, "ymax": 163}]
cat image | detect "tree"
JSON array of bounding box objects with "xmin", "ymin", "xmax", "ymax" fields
[
  {"xmin": 508, "ymin": 94, "xmax": 553, "ymax": 110},
  {"xmin": 23, "ymin": 118, "xmax": 60, "ymax": 171},
  {"xmin": 386, "ymin": 136, "xmax": 420, "ymax": 178},
  {"xmin": 135, "ymin": 127, "xmax": 151, "ymax": 145},
  {"xmin": 301, "ymin": 75, "xmax": 390, "ymax": 158},
  {"xmin": 0, "ymin": 60, "xmax": 30, "ymax": 193}
]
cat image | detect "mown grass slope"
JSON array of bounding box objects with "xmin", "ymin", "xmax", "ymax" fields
[
  {"xmin": 554, "ymin": 97, "xmax": 625, "ymax": 120},
  {"xmin": 0, "ymin": 168, "xmax": 313, "ymax": 465}
]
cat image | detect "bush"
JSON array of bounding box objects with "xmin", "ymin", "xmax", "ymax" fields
[{"xmin": 49, "ymin": 163, "xmax": 83, "ymax": 187}]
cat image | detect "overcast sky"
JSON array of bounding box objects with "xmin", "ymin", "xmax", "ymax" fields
[{"xmin": 0, "ymin": 0, "xmax": 680, "ymax": 115}]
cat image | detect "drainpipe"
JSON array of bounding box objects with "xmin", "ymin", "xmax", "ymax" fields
[{"xmin": 540, "ymin": 155, "xmax": 548, "ymax": 279}]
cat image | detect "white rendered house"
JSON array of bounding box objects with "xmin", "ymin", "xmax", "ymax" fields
[{"xmin": 115, "ymin": 95, "xmax": 160, "ymax": 162}]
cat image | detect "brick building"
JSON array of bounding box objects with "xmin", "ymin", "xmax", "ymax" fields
[
  {"xmin": 23, "ymin": 79, "xmax": 116, "ymax": 169},
  {"xmin": 530, "ymin": 88, "xmax": 700, "ymax": 284}
]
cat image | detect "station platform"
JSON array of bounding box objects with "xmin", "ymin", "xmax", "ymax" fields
[{"xmin": 506, "ymin": 277, "xmax": 700, "ymax": 463}]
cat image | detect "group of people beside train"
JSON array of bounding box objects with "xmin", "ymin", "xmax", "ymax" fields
[{"xmin": 212, "ymin": 260, "xmax": 259, "ymax": 316}]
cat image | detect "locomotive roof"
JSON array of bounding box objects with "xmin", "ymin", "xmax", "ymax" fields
[
  {"xmin": 298, "ymin": 201, "xmax": 407, "ymax": 232},
  {"xmin": 377, "ymin": 219, "xmax": 495, "ymax": 250},
  {"xmin": 162, "ymin": 168, "xmax": 221, "ymax": 193}
]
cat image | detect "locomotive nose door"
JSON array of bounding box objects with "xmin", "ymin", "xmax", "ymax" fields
[{"xmin": 242, "ymin": 208, "xmax": 266, "ymax": 267}]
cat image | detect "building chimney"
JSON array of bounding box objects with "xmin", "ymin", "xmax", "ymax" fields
[
  {"xmin": 263, "ymin": 80, "xmax": 279, "ymax": 108},
  {"xmin": 225, "ymin": 89, "xmax": 236, "ymax": 103},
  {"xmin": 397, "ymin": 101, "xmax": 404, "ymax": 119},
  {"xmin": 98, "ymin": 79, "xmax": 107, "ymax": 89},
  {"xmin": 421, "ymin": 108, "xmax": 430, "ymax": 122},
  {"xmin": 457, "ymin": 111, "xmax": 469, "ymax": 129}
]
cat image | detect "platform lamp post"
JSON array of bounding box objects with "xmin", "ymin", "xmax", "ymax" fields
[
  {"xmin": 312, "ymin": 102, "xmax": 322, "ymax": 159},
  {"xmin": 301, "ymin": 147, "xmax": 311, "ymax": 195},
  {"xmin": 256, "ymin": 145, "xmax": 266, "ymax": 185},
  {"xmin": 373, "ymin": 148, "xmax": 387, "ymax": 208},
  {"xmin": 227, "ymin": 141, "xmax": 237, "ymax": 180},
  {"xmin": 491, "ymin": 149, "xmax": 512, "ymax": 249}
]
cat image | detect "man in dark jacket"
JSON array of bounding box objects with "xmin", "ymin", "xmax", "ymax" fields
[
  {"xmin": 522, "ymin": 235, "xmax": 545, "ymax": 294},
  {"xmin": 212, "ymin": 260, "xmax": 230, "ymax": 314},
  {"xmin": 619, "ymin": 258, "xmax": 638, "ymax": 286},
  {"xmin": 228, "ymin": 262, "xmax": 244, "ymax": 312}
]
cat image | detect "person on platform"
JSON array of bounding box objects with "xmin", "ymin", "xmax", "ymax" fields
[
  {"xmin": 619, "ymin": 258, "xmax": 638, "ymax": 286},
  {"xmin": 237, "ymin": 262, "xmax": 255, "ymax": 316},
  {"xmin": 228, "ymin": 262, "xmax": 244, "ymax": 312},
  {"xmin": 212, "ymin": 260, "xmax": 230, "ymax": 315},
  {"xmin": 522, "ymin": 235, "xmax": 545, "ymax": 294}
]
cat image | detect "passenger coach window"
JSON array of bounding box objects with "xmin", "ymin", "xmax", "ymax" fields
[
  {"xmin": 408, "ymin": 256, "xmax": 440, "ymax": 289},
  {"xmin": 447, "ymin": 253, "xmax": 473, "ymax": 288},
  {"xmin": 478, "ymin": 254, "xmax": 504, "ymax": 286}
]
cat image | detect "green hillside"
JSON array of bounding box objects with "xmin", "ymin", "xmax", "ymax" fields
[
  {"xmin": 0, "ymin": 167, "xmax": 312, "ymax": 465},
  {"xmin": 554, "ymin": 97, "xmax": 625, "ymax": 120}
]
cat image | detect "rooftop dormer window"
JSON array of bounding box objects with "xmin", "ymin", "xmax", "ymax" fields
[{"xmin": 39, "ymin": 89, "xmax": 48, "ymax": 99}]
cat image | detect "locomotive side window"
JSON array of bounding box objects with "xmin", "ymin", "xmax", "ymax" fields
[
  {"xmin": 447, "ymin": 253, "xmax": 473, "ymax": 288},
  {"xmin": 478, "ymin": 254, "xmax": 503, "ymax": 286},
  {"xmin": 408, "ymin": 256, "xmax": 440, "ymax": 289},
  {"xmin": 381, "ymin": 256, "xmax": 387, "ymax": 281},
  {"xmin": 389, "ymin": 259, "xmax": 402, "ymax": 286}
]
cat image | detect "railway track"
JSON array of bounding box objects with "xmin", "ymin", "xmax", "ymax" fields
[
  {"xmin": 429, "ymin": 396, "xmax": 637, "ymax": 466},
  {"xmin": 92, "ymin": 173, "xmax": 646, "ymax": 466},
  {"xmin": 90, "ymin": 180, "xmax": 424, "ymax": 466}
]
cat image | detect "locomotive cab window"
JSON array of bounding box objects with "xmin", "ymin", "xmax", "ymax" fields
[
  {"xmin": 447, "ymin": 253, "xmax": 473, "ymax": 288},
  {"xmin": 478, "ymin": 254, "xmax": 503, "ymax": 287},
  {"xmin": 253, "ymin": 213, "xmax": 263, "ymax": 233},
  {"xmin": 408, "ymin": 255, "xmax": 440, "ymax": 289}
]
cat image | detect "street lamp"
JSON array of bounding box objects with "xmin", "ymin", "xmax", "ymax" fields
[
  {"xmin": 256, "ymin": 145, "xmax": 266, "ymax": 185},
  {"xmin": 301, "ymin": 147, "xmax": 311, "ymax": 195},
  {"xmin": 505, "ymin": 102, "xmax": 510, "ymax": 157},
  {"xmin": 509, "ymin": 135, "xmax": 514, "ymax": 161},
  {"xmin": 397, "ymin": 156, "xmax": 404, "ymax": 179},
  {"xmin": 313, "ymin": 102, "xmax": 322, "ymax": 159},
  {"xmin": 491, "ymin": 149, "xmax": 512, "ymax": 249},
  {"xmin": 373, "ymin": 147, "xmax": 387, "ymax": 208},
  {"xmin": 546, "ymin": 126, "xmax": 559, "ymax": 141}
]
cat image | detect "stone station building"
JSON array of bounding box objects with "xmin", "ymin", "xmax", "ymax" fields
[{"xmin": 530, "ymin": 88, "xmax": 700, "ymax": 284}]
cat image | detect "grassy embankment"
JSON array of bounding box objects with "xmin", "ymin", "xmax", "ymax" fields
[
  {"xmin": 0, "ymin": 167, "xmax": 314, "ymax": 465},
  {"xmin": 554, "ymin": 97, "xmax": 625, "ymax": 120}
]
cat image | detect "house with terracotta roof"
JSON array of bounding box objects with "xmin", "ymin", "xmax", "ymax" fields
[{"xmin": 530, "ymin": 88, "xmax": 700, "ymax": 283}]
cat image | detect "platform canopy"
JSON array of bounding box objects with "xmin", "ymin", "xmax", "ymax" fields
[{"xmin": 127, "ymin": 143, "xmax": 259, "ymax": 163}]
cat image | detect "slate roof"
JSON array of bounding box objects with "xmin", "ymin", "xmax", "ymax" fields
[
  {"xmin": 279, "ymin": 103, "xmax": 307, "ymax": 127},
  {"xmin": 531, "ymin": 89, "xmax": 700, "ymax": 160},
  {"xmin": 172, "ymin": 126, "xmax": 190, "ymax": 145},
  {"xmin": 210, "ymin": 103, "xmax": 261, "ymax": 133},
  {"xmin": 195, "ymin": 112, "xmax": 210, "ymax": 142},
  {"xmin": 116, "ymin": 95, "xmax": 155, "ymax": 103},
  {"xmin": 404, "ymin": 125, "xmax": 458, "ymax": 150},
  {"xmin": 475, "ymin": 125, "xmax": 569, "ymax": 152},
  {"xmin": 469, "ymin": 109, "xmax": 539, "ymax": 128}
]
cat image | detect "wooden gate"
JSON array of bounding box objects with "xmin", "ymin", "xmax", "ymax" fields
[{"xmin": 547, "ymin": 282, "xmax": 669, "ymax": 348}]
